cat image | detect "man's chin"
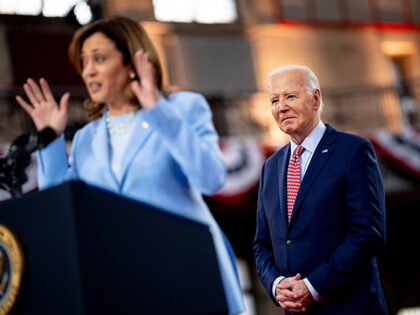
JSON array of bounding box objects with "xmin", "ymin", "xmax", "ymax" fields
[{"xmin": 280, "ymin": 123, "xmax": 295, "ymax": 136}]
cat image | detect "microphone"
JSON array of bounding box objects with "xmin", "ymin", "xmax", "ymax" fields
[
  {"xmin": 5, "ymin": 127, "xmax": 57, "ymax": 160},
  {"xmin": 0, "ymin": 127, "xmax": 57, "ymax": 197}
]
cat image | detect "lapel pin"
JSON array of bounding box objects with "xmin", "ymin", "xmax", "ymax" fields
[
  {"xmin": 142, "ymin": 121, "xmax": 149, "ymax": 129},
  {"xmin": 322, "ymin": 149, "xmax": 328, "ymax": 153}
]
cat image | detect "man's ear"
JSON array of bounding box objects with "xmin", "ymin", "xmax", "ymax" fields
[{"xmin": 313, "ymin": 89, "xmax": 321, "ymax": 111}]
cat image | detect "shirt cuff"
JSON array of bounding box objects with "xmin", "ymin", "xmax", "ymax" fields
[
  {"xmin": 303, "ymin": 278, "xmax": 322, "ymax": 302},
  {"xmin": 272, "ymin": 276, "xmax": 285, "ymax": 299}
]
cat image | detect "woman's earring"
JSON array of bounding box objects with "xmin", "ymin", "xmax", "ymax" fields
[{"xmin": 129, "ymin": 72, "xmax": 136, "ymax": 80}]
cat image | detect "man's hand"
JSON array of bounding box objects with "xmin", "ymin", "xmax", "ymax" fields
[{"xmin": 275, "ymin": 273, "xmax": 314, "ymax": 313}]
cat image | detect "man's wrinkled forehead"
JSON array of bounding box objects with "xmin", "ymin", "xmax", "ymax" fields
[{"xmin": 268, "ymin": 69, "xmax": 305, "ymax": 92}]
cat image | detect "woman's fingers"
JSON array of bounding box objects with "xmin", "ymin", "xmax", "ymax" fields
[
  {"xmin": 26, "ymin": 78, "xmax": 46, "ymax": 104},
  {"xmin": 23, "ymin": 78, "xmax": 50, "ymax": 108},
  {"xmin": 134, "ymin": 50, "xmax": 154, "ymax": 87},
  {"xmin": 16, "ymin": 78, "xmax": 70, "ymax": 135},
  {"xmin": 132, "ymin": 50, "xmax": 159, "ymax": 109},
  {"xmin": 134, "ymin": 49, "xmax": 145, "ymax": 76},
  {"xmin": 19, "ymin": 78, "xmax": 67, "ymax": 111},
  {"xmin": 40, "ymin": 78, "xmax": 55, "ymax": 104},
  {"xmin": 130, "ymin": 80, "xmax": 142, "ymax": 99},
  {"xmin": 23, "ymin": 82, "xmax": 39, "ymax": 107},
  {"xmin": 59, "ymin": 92, "xmax": 70, "ymax": 113},
  {"xmin": 15, "ymin": 95, "xmax": 34, "ymax": 115},
  {"xmin": 21, "ymin": 78, "xmax": 59, "ymax": 110}
]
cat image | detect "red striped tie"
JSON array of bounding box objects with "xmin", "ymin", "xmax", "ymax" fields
[{"xmin": 287, "ymin": 145, "xmax": 305, "ymax": 222}]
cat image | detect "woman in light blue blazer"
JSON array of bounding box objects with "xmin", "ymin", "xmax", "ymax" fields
[{"xmin": 16, "ymin": 16, "xmax": 244, "ymax": 314}]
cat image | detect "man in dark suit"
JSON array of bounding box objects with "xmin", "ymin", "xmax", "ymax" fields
[{"xmin": 253, "ymin": 65, "xmax": 388, "ymax": 314}]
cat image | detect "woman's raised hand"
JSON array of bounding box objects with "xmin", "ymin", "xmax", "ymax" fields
[
  {"xmin": 16, "ymin": 78, "xmax": 70, "ymax": 137},
  {"xmin": 130, "ymin": 50, "xmax": 160, "ymax": 109}
]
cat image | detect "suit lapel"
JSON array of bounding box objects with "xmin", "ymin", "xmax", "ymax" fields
[
  {"xmin": 92, "ymin": 114, "xmax": 119, "ymax": 189},
  {"xmin": 289, "ymin": 125, "xmax": 337, "ymax": 225},
  {"xmin": 119, "ymin": 110, "xmax": 152, "ymax": 185},
  {"xmin": 278, "ymin": 145, "xmax": 291, "ymax": 225}
]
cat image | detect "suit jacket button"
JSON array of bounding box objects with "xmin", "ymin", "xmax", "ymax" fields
[{"xmin": 286, "ymin": 240, "xmax": 293, "ymax": 246}]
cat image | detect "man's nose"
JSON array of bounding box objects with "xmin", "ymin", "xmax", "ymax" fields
[{"xmin": 278, "ymin": 99, "xmax": 288, "ymax": 112}]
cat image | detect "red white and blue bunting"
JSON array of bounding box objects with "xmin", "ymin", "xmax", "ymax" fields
[
  {"xmin": 368, "ymin": 128, "xmax": 420, "ymax": 179},
  {"xmin": 1, "ymin": 128, "xmax": 419, "ymax": 204}
]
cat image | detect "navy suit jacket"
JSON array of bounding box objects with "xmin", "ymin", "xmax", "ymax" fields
[{"xmin": 254, "ymin": 125, "xmax": 388, "ymax": 314}]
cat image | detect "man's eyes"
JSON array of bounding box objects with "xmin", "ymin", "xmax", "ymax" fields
[{"xmin": 270, "ymin": 94, "xmax": 296, "ymax": 105}]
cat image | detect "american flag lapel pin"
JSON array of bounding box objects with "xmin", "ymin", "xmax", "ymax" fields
[{"xmin": 322, "ymin": 149, "xmax": 328, "ymax": 153}]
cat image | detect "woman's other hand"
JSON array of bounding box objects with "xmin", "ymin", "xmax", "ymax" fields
[
  {"xmin": 16, "ymin": 78, "xmax": 69, "ymax": 137},
  {"xmin": 130, "ymin": 50, "xmax": 160, "ymax": 109}
]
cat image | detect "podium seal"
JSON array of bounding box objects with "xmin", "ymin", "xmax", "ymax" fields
[{"xmin": 0, "ymin": 224, "xmax": 24, "ymax": 315}]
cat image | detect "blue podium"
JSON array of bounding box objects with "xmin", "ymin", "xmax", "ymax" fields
[{"xmin": 0, "ymin": 181, "xmax": 228, "ymax": 314}]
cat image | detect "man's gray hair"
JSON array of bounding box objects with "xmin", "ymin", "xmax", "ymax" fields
[{"xmin": 268, "ymin": 65, "xmax": 324, "ymax": 114}]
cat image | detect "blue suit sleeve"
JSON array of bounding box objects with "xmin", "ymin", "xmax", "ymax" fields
[
  {"xmin": 37, "ymin": 134, "xmax": 68, "ymax": 189},
  {"xmin": 307, "ymin": 140, "xmax": 386, "ymax": 297},
  {"xmin": 37, "ymin": 132, "xmax": 79, "ymax": 189},
  {"xmin": 142, "ymin": 93, "xmax": 226, "ymax": 195},
  {"xmin": 253, "ymin": 162, "xmax": 282, "ymax": 302}
]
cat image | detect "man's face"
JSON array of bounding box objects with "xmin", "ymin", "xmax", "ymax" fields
[{"xmin": 268, "ymin": 69, "xmax": 320, "ymax": 144}]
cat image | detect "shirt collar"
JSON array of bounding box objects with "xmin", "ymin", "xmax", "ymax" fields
[{"xmin": 290, "ymin": 121, "xmax": 326, "ymax": 155}]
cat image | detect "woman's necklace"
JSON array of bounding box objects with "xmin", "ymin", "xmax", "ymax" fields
[{"xmin": 106, "ymin": 110, "xmax": 137, "ymax": 136}]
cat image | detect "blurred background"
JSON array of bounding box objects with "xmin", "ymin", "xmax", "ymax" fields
[{"xmin": 0, "ymin": 0, "xmax": 419, "ymax": 314}]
